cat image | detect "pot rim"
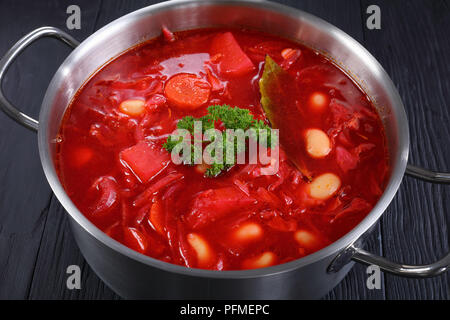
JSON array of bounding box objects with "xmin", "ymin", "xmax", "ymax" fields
[{"xmin": 37, "ymin": 0, "xmax": 409, "ymax": 279}]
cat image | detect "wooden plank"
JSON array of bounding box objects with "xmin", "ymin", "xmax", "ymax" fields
[
  {"xmin": 93, "ymin": 0, "xmax": 161, "ymax": 30},
  {"xmin": 28, "ymin": 196, "xmax": 119, "ymax": 299},
  {"xmin": 0, "ymin": 0, "xmax": 79, "ymax": 299},
  {"xmin": 12, "ymin": 0, "xmax": 109, "ymax": 299},
  {"xmin": 275, "ymin": 0, "xmax": 365, "ymax": 39},
  {"xmin": 360, "ymin": 0, "xmax": 450, "ymax": 299},
  {"xmin": 0, "ymin": 0, "xmax": 102, "ymax": 299}
]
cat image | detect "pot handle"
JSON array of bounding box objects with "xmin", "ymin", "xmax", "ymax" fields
[
  {"xmin": 329, "ymin": 164, "xmax": 450, "ymax": 277},
  {"xmin": 405, "ymin": 164, "xmax": 450, "ymax": 184},
  {"xmin": 0, "ymin": 27, "xmax": 79, "ymax": 132}
]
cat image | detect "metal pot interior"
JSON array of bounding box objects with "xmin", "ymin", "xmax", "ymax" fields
[{"xmin": 38, "ymin": 0, "xmax": 409, "ymax": 276}]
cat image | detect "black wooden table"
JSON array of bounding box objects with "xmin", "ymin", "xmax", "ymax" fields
[{"xmin": 0, "ymin": 0, "xmax": 448, "ymax": 300}]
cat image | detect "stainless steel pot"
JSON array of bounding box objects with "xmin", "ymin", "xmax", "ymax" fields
[{"xmin": 1, "ymin": 0, "xmax": 449, "ymax": 299}]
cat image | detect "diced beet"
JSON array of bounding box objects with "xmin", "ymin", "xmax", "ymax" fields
[
  {"xmin": 185, "ymin": 187, "xmax": 256, "ymax": 229},
  {"xmin": 336, "ymin": 146, "xmax": 358, "ymax": 173},
  {"xmin": 210, "ymin": 32, "xmax": 255, "ymax": 77},
  {"xmin": 353, "ymin": 143, "xmax": 375, "ymax": 157},
  {"xmin": 336, "ymin": 144, "xmax": 375, "ymax": 174},
  {"xmin": 337, "ymin": 129, "xmax": 354, "ymax": 148},
  {"xmin": 329, "ymin": 100, "xmax": 354, "ymax": 131},
  {"xmin": 120, "ymin": 141, "xmax": 170, "ymax": 183}
]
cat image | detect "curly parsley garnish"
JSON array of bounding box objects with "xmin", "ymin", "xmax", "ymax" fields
[{"xmin": 163, "ymin": 105, "xmax": 276, "ymax": 177}]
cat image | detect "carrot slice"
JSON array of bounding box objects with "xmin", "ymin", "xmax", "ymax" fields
[{"xmin": 164, "ymin": 73, "xmax": 211, "ymax": 110}]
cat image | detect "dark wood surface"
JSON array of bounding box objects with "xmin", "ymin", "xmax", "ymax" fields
[{"xmin": 0, "ymin": 0, "xmax": 448, "ymax": 300}]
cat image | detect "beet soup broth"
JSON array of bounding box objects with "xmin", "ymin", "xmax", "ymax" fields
[{"xmin": 55, "ymin": 28, "xmax": 389, "ymax": 270}]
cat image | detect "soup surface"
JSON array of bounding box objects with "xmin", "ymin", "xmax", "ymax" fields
[{"xmin": 56, "ymin": 28, "xmax": 389, "ymax": 270}]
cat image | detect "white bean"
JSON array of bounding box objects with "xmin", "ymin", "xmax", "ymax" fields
[
  {"xmin": 308, "ymin": 92, "xmax": 329, "ymax": 111},
  {"xmin": 308, "ymin": 173, "xmax": 341, "ymax": 200},
  {"xmin": 294, "ymin": 230, "xmax": 318, "ymax": 249},
  {"xmin": 119, "ymin": 99, "xmax": 145, "ymax": 116},
  {"xmin": 187, "ymin": 233, "xmax": 213, "ymax": 266},
  {"xmin": 195, "ymin": 163, "xmax": 210, "ymax": 174},
  {"xmin": 305, "ymin": 129, "xmax": 331, "ymax": 158},
  {"xmin": 243, "ymin": 252, "xmax": 276, "ymax": 269},
  {"xmin": 234, "ymin": 223, "xmax": 263, "ymax": 242}
]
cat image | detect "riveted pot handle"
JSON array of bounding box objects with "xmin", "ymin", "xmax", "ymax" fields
[
  {"xmin": 405, "ymin": 164, "xmax": 450, "ymax": 184},
  {"xmin": 329, "ymin": 163, "xmax": 450, "ymax": 277},
  {"xmin": 0, "ymin": 27, "xmax": 79, "ymax": 132},
  {"xmin": 352, "ymin": 247, "xmax": 449, "ymax": 278}
]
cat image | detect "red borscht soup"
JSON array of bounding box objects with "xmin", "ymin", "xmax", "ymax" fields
[{"xmin": 55, "ymin": 28, "xmax": 389, "ymax": 270}]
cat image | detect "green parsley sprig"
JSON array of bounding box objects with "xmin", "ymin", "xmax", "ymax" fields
[{"xmin": 163, "ymin": 105, "xmax": 276, "ymax": 177}]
